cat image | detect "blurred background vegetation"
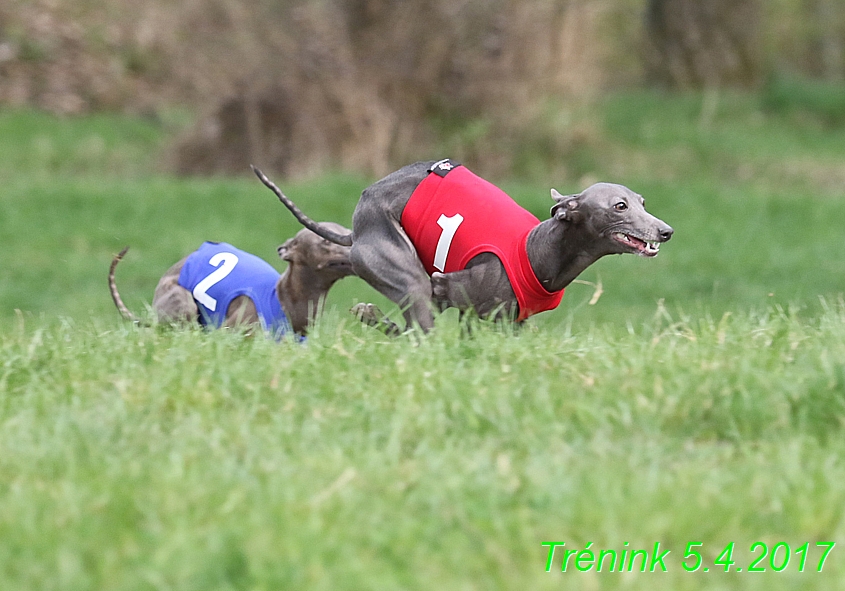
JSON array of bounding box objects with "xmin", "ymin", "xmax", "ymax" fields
[{"xmin": 1, "ymin": 0, "xmax": 844, "ymax": 180}]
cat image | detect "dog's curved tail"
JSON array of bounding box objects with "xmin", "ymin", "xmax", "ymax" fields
[
  {"xmin": 109, "ymin": 246, "xmax": 140, "ymax": 323},
  {"xmin": 251, "ymin": 165, "xmax": 354, "ymax": 247}
]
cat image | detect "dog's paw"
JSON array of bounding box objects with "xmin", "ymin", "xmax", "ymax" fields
[
  {"xmin": 350, "ymin": 303, "xmax": 402, "ymax": 335},
  {"xmin": 431, "ymin": 272, "xmax": 448, "ymax": 300},
  {"xmin": 350, "ymin": 303, "xmax": 383, "ymax": 326}
]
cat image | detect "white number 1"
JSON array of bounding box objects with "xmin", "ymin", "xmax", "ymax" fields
[
  {"xmin": 433, "ymin": 213, "xmax": 464, "ymax": 272},
  {"xmin": 192, "ymin": 252, "xmax": 239, "ymax": 311}
]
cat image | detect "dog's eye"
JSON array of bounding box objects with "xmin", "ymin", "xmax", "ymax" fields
[{"xmin": 614, "ymin": 202, "xmax": 628, "ymax": 212}]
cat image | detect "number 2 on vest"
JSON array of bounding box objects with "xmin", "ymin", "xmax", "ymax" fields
[
  {"xmin": 192, "ymin": 252, "xmax": 239, "ymax": 311},
  {"xmin": 433, "ymin": 213, "xmax": 464, "ymax": 272}
]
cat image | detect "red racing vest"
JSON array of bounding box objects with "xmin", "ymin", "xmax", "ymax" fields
[{"xmin": 400, "ymin": 161, "xmax": 564, "ymax": 320}]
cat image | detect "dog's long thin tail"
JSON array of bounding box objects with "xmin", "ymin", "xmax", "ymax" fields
[
  {"xmin": 251, "ymin": 165, "xmax": 354, "ymax": 247},
  {"xmin": 109, "ymin": 246, "xmax": 140, "ymax": 323}
]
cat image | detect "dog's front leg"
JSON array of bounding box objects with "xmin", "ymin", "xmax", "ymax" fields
[
  {"xmin": 430, "ymin": 255, "xmax": 517, "ymax": 319},
  {"xmin": 222, "ymin": 295, "xmax": 260, "ymax": 330}
]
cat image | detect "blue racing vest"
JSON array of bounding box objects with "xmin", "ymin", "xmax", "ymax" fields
[{"xmin": 178, "ymin": 242, "xmax": 291, "ymax": 337}]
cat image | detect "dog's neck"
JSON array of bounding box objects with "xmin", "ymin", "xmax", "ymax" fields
[
  {"xmin": 276, "ymin": 263, "xmax": 338, "ymax": 334},
  {"xmin": 526, "ymin": 218, "xmax": 605, "ymax": 293}
]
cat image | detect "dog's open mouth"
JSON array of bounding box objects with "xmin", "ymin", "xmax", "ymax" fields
[{"xmin": 612, "ymin": 232, "xmax": 660, "ymax": 257}]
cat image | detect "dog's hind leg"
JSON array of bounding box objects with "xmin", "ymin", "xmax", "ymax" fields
[
  {"xmin": 350, "ymin": 211, "xmax": 436, "ymax": 332},
  {"xmin": 152, "ymin": 259, "xmax": 199, "ymax": 325}
]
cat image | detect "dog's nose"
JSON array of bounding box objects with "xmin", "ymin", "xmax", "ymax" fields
[{"xmin": 659, "ymin": 225, "xmax": 674, "ymax": 242}]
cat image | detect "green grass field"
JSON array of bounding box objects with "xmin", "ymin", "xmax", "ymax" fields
[{"xmin": 1, "ymin": 92, "xmax": 845, "ymax": 590}]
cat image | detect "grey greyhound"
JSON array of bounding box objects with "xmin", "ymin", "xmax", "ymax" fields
[
  {"xmin": 109, "ymin": 224, "xmax": 354, "ymax": 335},
  {"xmin": 252, "ymin": 160, "xmax": 673, "ymax": 333}
]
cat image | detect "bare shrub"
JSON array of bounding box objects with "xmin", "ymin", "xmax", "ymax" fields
[
  {"xmin": 0, "ymin": 0, "xmax": 616, "ymax": 177},
  {"xmin": 167, "ymin": 0, "xmax": 615, "ymax": 178}
]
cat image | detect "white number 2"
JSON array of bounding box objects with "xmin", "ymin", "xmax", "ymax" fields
[
  {"xmin": 433, "ymin": 213, "xmax": 464, "ymax": 272},
  {"xmin": 192, "ymin": 252, "xmax": 239, "ymax": 311}
]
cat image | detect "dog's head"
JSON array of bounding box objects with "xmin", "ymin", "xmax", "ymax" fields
[
  {"xmin": 550, "ymin": 183, "xmax": 673, "ymax": 257},
  {"xmin": 277, "ymin": 223, "xmax": 355, "ymax": 279}
]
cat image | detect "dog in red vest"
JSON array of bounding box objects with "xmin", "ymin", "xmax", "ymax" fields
[{"xmin": 254, "ymin": 159, "xmax": 673, "ymax": 333}]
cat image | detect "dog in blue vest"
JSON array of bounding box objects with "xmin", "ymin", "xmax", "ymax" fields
[{"xmin": 109, "ymin": 223, "xmax": 354, "ymax": 337}]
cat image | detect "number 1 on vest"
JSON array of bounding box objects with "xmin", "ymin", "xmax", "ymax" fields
[{"xmin": 433, "ymin": 214, "xmax": 464, "ymax": 272}]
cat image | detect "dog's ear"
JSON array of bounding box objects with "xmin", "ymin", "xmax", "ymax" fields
[
  {"xmin": 550, "ymin": 188, "xmax": 582, "ymax": 223},
  {"xmin": 277, "ymin": 238, "xmax": 294, "ymax": 262}
]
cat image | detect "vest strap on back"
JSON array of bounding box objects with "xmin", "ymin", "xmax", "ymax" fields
[{"xmin": 428, "ymin": 158, "xmax": 460, "ymax": 178}]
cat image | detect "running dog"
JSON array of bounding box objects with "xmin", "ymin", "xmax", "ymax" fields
[
  {"xmin": 109, "ymin": 224, "xmax": 354, "ymax": 336},
  {"xmin": 253, "ymin": 160, "xmax": 673, "ymax": 333}
]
